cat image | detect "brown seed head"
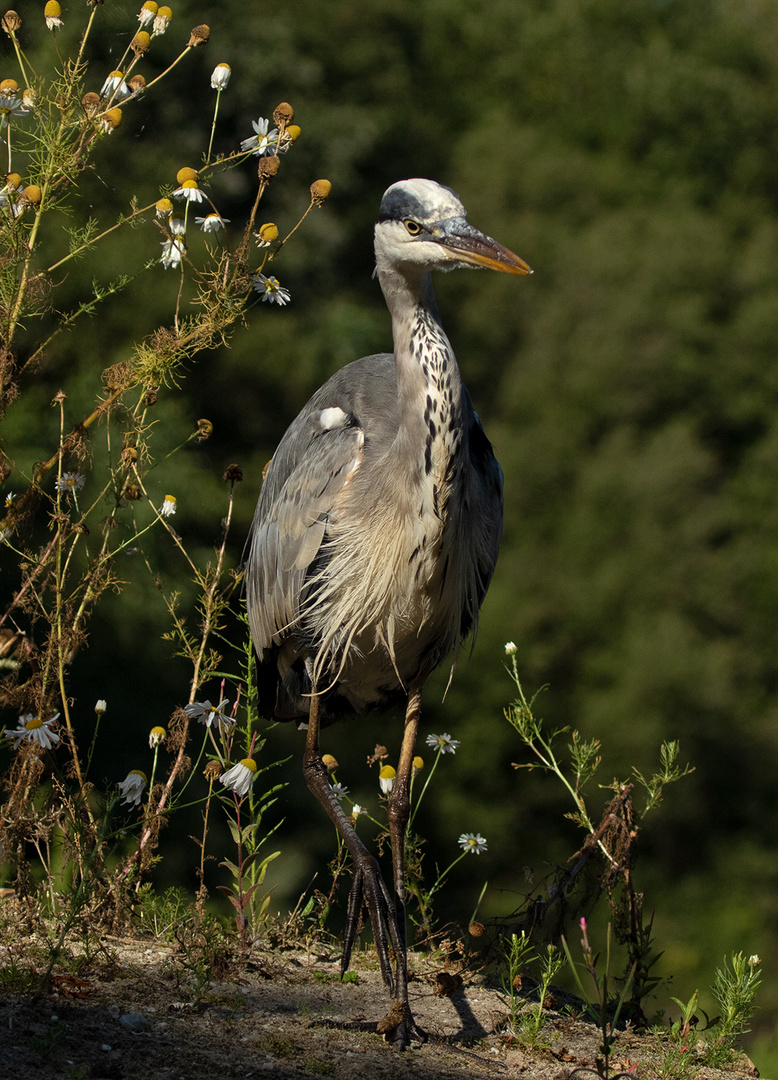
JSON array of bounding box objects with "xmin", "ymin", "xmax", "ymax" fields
[
  {"xmin": 204, "ymin": 759, "xmax": 222, "ymax": 782},
  {"xmin": 310, "ymin": 179, "xmax": 331, "ymax": 206},
  {"xmin": 121, "ymin": 445, "xmax": 138, "ymax": 463},
  {"xmin": 223, "ymin": 463, "xmax": 243, "ymax": 483},
  {"xmin": 143, "ymin": 387, "xmax": 158, "ymax": 406},
  {"xmin": 188, "ymin": 23, "xmax": 209, "ymax": 47},
  {"xmin": 468, "ymin": 921, "xmax": 485, "ymax": 938},
  {"xmin": 258, "ymin": 156, "xmax": 280, "ymax": 179},
  {"xmin": 321, "ymin": 754, "xmax": 339, "ymax": 772},
  {"xmin": 81, "ymin": 91, "xmax": 101, "ymax": 114},
  {"xmin": 273, "ymin": 101, "xmax": 294, "ymax": 127},
  {"xmin": 123, "ymin": 484, "xmax": 142, "ymax": 501},
  {"xmin": 127, "ymin": 74, "xmax": 146, "ymax": 94},
  {"xmin": 2, "ymin": 10, "xmax": 21, "ymax": 33},
  {"xmin": 196, "ymin": 418, "xmax": 213, "ymax": 441}
]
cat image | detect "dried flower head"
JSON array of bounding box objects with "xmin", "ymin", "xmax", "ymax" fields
[
  {"xmin": 258, "ymin": 156, "xmax": 280, "ymax": 179},
  {"xmin": 127, "ymin": 74, "xmax": 146, "ymax": 95},
  {"xmin": 310, "ymin": 179, "xmax": 332, "ymax": 206},
  {"xmin": 2, "ymin": 10, "xmax": 21, "ymax": 34},
  {"xmin": 187, "ymin": 23, "xmax": 209, "ymax": 47},
  {"xmin": 321, "ymin": 754, "xmax": 339, "ymax": 772},
  {"xmin": 81, "ymin": 91, "xmax": 101, "ymax": 114},
  {"xmin": 273, "ymin": 101, "xmax": 294, "ymax": 127},
  {"xmin": 195, "ymin": 418, "xmax": 213, "ymax": 440},
  {"xmin": 223, "ymin": 463, "xmax": 243, "ymax": 483}
]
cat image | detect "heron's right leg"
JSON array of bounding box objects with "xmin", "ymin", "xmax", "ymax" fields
[{"xmin": 301, "ymin": 692, "xmax": 403, "ymax": 994}]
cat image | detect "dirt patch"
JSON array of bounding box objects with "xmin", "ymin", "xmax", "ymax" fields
[{"xmin": 0, "ymin": 937, "xmax": 761, "ymax": 1080}]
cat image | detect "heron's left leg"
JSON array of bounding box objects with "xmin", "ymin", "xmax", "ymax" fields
[{"xmin": 382, "ymin": 676, "xmax": 427, "ymax": 1045}]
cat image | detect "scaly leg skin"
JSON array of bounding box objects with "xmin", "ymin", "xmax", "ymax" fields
[
  {"xmin": 381, "ymin": 677, "xmax": 428, "ymax": 1049},
  {"xmin": 301, "ymin": 692, "xmax": 407, "ymax": 1014}
]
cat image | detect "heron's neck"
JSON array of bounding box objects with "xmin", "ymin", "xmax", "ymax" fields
[{"xmin": 380, "ymin": 266, "xmax": 465, "ymax": 485}]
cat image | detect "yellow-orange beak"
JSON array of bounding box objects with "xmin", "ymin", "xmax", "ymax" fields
[{"xmin": 435, "ymin": 218, "xmax": 532, "ymax": 275}]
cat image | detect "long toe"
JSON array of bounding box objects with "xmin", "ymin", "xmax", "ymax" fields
[{"xmin": 376, "ymin": 1000, "xmax": 427, "ymax": 1050}]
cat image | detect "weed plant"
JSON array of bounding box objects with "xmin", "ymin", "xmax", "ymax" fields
[{"xmin": 0, "ymin": 0, "xmax": 327, "ymax": 974}]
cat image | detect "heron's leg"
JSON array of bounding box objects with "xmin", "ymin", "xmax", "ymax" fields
[
  {"xmin": 301, "ymin": 691, "xmax": 403, "ymax": 995},
  {"xmin": 381, "ymin": 677, "xmax": 427, "ymax": 1046}
]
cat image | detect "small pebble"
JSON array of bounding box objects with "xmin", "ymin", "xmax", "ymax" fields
[{"xmin": 119, "ymin": 1012, "xmax": 150, "ymax": 1033}]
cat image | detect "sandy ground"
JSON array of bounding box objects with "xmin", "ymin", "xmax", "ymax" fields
[{"xmin": 0, "ymin": 935, "xmax": 765, "ymax": 1080}]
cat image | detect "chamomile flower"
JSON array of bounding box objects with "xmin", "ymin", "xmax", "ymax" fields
[
  {"xmin": 100, "ymin": 71, "xmax": 130, "ymax": 101},
  {"xmin": 379, "ymin": 765, "xmax": 396, "ymax": 794},
  {"xmin": 149, "ymin": 726, "xmax": 166, "ymax": 747},
  {"xmin": 95, "ymin": 699, "xmax": 107, "ymax": 713},
  {"xmin": 152, "ymin": 5, "xmax": 171, "ymax": 35},
  {"xmin": 330, "ymin": 781, "xmax": 349, "ymax": 802},
  {"xmin": 160, "ymin": 238, "xmax": 184, "ymax": 269},
  {"xmin": 137, "ymin": 1, "xmax": 157, "ymax": 26},
  {"xmin": 44, "ymin": 1, "xmax": 63, "ymax": 30},
  {"xmin": 425, "ymin": 732, "xmax": 460, "ymax": 754},
  {"xmin": 4, "ymin": 712, "xmax": 60, "ymax": 749},
  {"xmin": 184, "ymin": 699, "xmax": 234, "ymax": 732},
  {"xmin": 210, "ymin": 63, "xmax": 231, "ymax": 90},
  {"xmin": 195, "ymin": 212, "xmax": 229, "ymax": 233},
  {"xmin": 0, "ymin": 85, "xmax": 31, "ymax": 128},
  {"xmin": 254, "ymin": 274, "xmax": 291, "ymax": 306},
  {"xmin": 172, "ymin": 179, "xmax": 206, "ymax": 203},
  {"xmin": 458, "ymin": 832, "xmax": 488, "ymax": 855},
  {"xmin": 168, "ymin": 213, "xmax": 186, "ymax": 235},
  {"xmin": 4, "ymin": 492, "xmax": 13, "ymax": 509},
  {"xmin": 220, "ymin": 758, "xmax": 257, "ymax": 798},
  {"xmin": 351, "ymin": 803, "xmax": 365, "ymax": 818},
  {"xmin": 504, "ymin": 641, "xmax": 517, "ymax": 656},
  {"xmin": 118, "ymin": 769, "xmax": 147, "ymax": 807},
  {"xmin": 241, "ymin": 117, "xmax": 278, "ymax": 156},
  {"xmin": 159, "ymin": 494, "xmax": 177, "ymax": 516},
  {"xmin": 56, "ymin": 472, "xmax": 85, "ymax": 493}
]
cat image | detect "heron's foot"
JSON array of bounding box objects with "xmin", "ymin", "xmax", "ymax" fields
[
  {"xmin": 376, "ymin": 999, "xmax": 427, "ymax": 1050},
  {"xmin": 342, "ymin": 854, "xmax": 403, "ymax": 994}
]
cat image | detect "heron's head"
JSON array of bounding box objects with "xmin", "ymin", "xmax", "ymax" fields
[{"xmin": 375, "ymin": 178, "xmax": 532, "ymax": 278}]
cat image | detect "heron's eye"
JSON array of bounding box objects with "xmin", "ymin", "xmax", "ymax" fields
[{"xmin": 404, "ymin": 219, "xmax": 422, "ymax": 236}]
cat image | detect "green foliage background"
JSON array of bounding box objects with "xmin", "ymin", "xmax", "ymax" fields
[{"xmin": 3, "ymin": 0, "xmax": 778, "ymax": 1067}]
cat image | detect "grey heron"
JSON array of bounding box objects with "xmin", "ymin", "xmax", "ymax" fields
[{"xmin": 246, "ymin": 178, "xmax": 531, "ymax": 1046}]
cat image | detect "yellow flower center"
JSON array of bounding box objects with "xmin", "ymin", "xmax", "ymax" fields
[
  {"xmin": 239, "ymin": 758, "xmax": 257, "ymax": 773},
  {"xmin": 25, "ymin": 716, "xmax": 43, "ymax": 730}
]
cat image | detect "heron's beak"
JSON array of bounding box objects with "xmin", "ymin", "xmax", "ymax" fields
[{"xmin": 434, "ymin": 218, "xmax": 533, "ymax": 275}]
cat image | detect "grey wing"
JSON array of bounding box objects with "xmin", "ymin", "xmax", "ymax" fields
[
  {"xmin": 461, "ymin": 393, "xmax": 504, "ymax": 637},
  {"xmin": 245, "ymin": 354, "xmax": 397, "ymax": 659}
]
